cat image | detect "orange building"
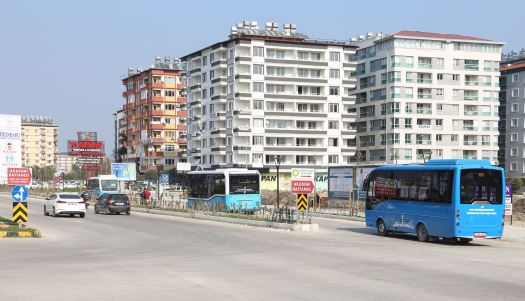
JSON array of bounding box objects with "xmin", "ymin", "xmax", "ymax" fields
[{"xmin": 121, "ymin": 57, "xmax": 187, "ymax": 172}]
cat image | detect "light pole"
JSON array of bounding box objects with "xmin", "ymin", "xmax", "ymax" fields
[
  {"xmin": 274, "ymin": 155, "xmax": 281, "ymax": 211},
  {"xmin": 61, "ymin": 172, "xmax": 65, "ymax": 191}
]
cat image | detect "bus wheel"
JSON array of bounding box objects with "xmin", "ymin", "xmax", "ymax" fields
[
  {"xmin": 416, "ymin": 224, "xmax": 429, "ymax": 242},
  {"xmin": 377, "ymin": 219, "xmax": 388, "ymax": 236}
]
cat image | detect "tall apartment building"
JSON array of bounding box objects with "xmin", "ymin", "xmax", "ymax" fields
[
  {"xmin": 352, "ymin": 31, "xmax": 503, "ymax": 165},
  {"xmin": 56, "ymin": 152, "xmax": 78, "ymax": 174},
  {"xmin": 181, "ymin": 21, "xmax": 357, "ymax": 172},
  {"xmin": 21, "ymin": 116, "xmax": 58, "ymax": 168},
  {"xmin": 500, "ymin": 51, "xmax": 525, "ymax": 177},
  {"xmin": 121, "ymin": 57, "xmax": 187, "ymax": 172}
]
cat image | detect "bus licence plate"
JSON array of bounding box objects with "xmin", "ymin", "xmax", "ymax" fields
[{"xmin": 474, "ymin": 232, "xmax": 487, "ymax": 239}]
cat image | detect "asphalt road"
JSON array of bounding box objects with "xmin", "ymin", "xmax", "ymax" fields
[{"xmin": 1, "ymin": 193, "xmax": 525, "ymax": 301}]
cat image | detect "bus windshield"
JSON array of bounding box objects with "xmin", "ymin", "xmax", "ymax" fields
[
  {"xmin": 229, "ymin": 175, "xmax": 259, "ymax": 194},
  {"xmin": 460, "ymin": 169, "xmax": 502, "ymax": 205},
  {"xmin": 101, "ymin": 180, "xmax": 118, "ymax": 191}
]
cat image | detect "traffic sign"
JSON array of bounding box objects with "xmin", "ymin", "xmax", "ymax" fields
[
  {"xmin": 297, "ymin": 194, "xmax": 308, "ymax": 211},
  {"xmin": 11, "ymin": 186, "xmax": 29, "ymax": 202},
  {"xmin": 159, "ymin": 173, "xmax": 169, "ymax": 185},
  {"xmin": 291, "ymin": 180, "xmax": 314, "ymax": 194},
  {"xmin": 7, "ymin": 167, "xmax": 32, "ymax": 185},
  {"xmin": 12, "ymin": 202, "xmax": 28, "ymax": 223}
]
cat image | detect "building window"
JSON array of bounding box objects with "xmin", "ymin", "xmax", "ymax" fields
[
  {"xmin": 253, "ymin": 100, "xmax": 263, "ymax": 110},
  {"xmin": 511, "ymin": 103, "xmax": 519, "ymax": 112},
  {"xmin": 253, "ymin": 64, "xmax": 264, "ymax": 75},
  {"xmin": 510, "ymin": 163, "xmax": 517, "ymax": 171},
  {"xmin": 328, "ymin": 155, "xmax": 339, "ymax": 164},
  {"xmin": 437, "ymin": 73, "xmax": 443, "ymax": 81},
  {"xmin": 452, "ymin": 74, "xmax": 459, "ymax": 81},
  {"xmin": 202, "ymin": 89, "xmax": 207, "ymax": 99},
  {"xmin": 436, "ymin": 134, "xmax": 442, "ymax": 141},
  {"xmin": 202, "ymin": 72, "xmax": 207, "ymax": 82},
  {"xmin": 253, "ymin": 82, "xmax": 264, "ymax": 92},
  {"xmin": 329, "ymin": 52, "xmax": 340, "ymax": 62},
  {"xmin": 512, "ymin": 74, "xmax": 519, "ymax": 82},
  {"xmin": 253, "ymin": 136, "xmax": 263, "ymax": 145},
  {"xmin": 511, "ymin": 148, "xmax": 518, "ymax": 156},
  {"xmin": 253, "ymin": 118, "xmax": 264, "ymax": 128},
  {"xmin": 329, "ymin": 69, "xmax": 340, "ymax": 78},
  {"xmin": 329, "ymin": 103, "xmax": 339, "ymax": 113},
  {"xmin": 328, "ymin": 121, "xmax": 339, "ymax": 129},
  {"xmin": 512, "ymin": 88, "xmax": 519, "ymax": 97},
  {"xmin": 511, "ymin": 118, "xmax": 518, "ymax": 127},
  {"xmin": 511, "ymin": 133, "xmax": 518, "ymax": 142},
  {"xmin": 165, "ymin": 90, "xmax": 175, "ymax": 97},
  {"xmin": 329, "ymin": 86, "xmax": 339, "ymax": 96},
  {"xmin": 329, "ymin": 138, "xmax": 338, "ymax": 147},
  {"xmin": 253, "ymin": 47, "xmax": 264, "ymax": 57}
]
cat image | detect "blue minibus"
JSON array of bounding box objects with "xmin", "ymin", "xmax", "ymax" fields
[
  {"xmin": 364, "ymin": 159, "xmax": 505, "ymax": 243},
  {"xmin": 187, "ymin": 169, "xmax": 261, "ymax": 211}
]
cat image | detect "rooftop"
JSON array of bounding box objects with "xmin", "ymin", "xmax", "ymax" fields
[{"xmin": 392, "ymin": 30, "xmax": 492, "ymax": 42}]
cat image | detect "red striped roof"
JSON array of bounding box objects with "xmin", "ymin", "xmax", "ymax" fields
[{"xmin": 393, "ymin": 31, "xmax": 491, "ymax": 42}]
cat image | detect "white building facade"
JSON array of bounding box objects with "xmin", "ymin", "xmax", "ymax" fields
[
  {"xmin": 182, "ymin": 21, "xmax": 357, "ymax": 172},
  {"xmin": 352, "ymin": 31, "xmax": 503, "ymax": 165}
]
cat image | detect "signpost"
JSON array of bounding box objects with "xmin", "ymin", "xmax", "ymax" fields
[
  {"xmin": 291, "ymin": 168, "xmax": 314, "ymax": 221},
  {"xmin": 296, "ymin": 194, "xmax": 308, "ymax": 211},
  {"xmin": 11, "ymin": 185, "xmax": 29, "ymax": 223}
]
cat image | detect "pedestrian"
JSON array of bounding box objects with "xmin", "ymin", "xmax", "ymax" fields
[{"xmin": 142, "ymin": 187, "xmax": 151, "ymax": 206}]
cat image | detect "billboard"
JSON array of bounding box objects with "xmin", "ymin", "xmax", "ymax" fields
[
  {"xmin": 111, "ymin": 163, "xmax": 136, "ymax": 181},
  {"xmin": 68, "ymin": 140, "xmax": 105, "ymax": 156},
  {"xmin": 328, "ymin": 166, "xmax": 353, "ymax": 199},
  {"xmin": 260, "ymin": 172, "xmax": 328, "ymax": 192},
  {"xmin": 0, "ymin": 114, "xmax": 22, "ymax": 185},
  {"xmin": 77, "ymin": 131, "xmax": 97, "ymax": 141}
]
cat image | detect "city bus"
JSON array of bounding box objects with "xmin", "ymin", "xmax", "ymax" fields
[
  {"xmin": 188, "ymin": 169, "xmax": 261, "ymax": 211},
  {"xmin": 364, "ymin": 159, "xmax": 505, "ymax": 243},
  {"xmin": 86, "ymin": 175, "xmax": 120, "ymax": 197}
]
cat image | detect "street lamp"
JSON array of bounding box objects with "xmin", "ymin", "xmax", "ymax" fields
[
  {"xmin": 61, "ymin": 171, "xmax": 65, "ymax": 191},
  {"xmin": 274, "ymin": 155, "xmax": 281, "ymax": 211}
]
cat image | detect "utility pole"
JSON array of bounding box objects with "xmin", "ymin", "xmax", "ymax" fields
[{"xmin": 275, "ymin": 155, "xmax": 281, "ymax": 219}]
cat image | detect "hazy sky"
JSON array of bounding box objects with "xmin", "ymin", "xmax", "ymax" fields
[{"xmin": 0, "ymin": 0, "xmax": 523, "ymax": 153}]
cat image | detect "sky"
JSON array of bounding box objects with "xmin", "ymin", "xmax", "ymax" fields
[{"xmin": 0, "ymin": 0, "xmax": 523, "ymax": 154}]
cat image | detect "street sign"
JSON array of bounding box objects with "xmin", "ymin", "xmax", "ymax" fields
[
  {"xmin": 159, "ymin": 173, "xmax": 169, "ymax": 185},
  {"xmin": 12, "ymin": 202, "xmax": 28, "ymax": 223},
  {"xmin": 11, "ymin": 185, "xmax": 28, "ymax": 202},
  {"xmin": 505, "ymin": 184, "xmax": 512, "ymax": 216},
  {"xmin": 291, "ymin": 168, "xmax": 314, "ymax": 194},
  {"xmin": 291, "ymin": 180, "xmax": 314, "ymax": 194},
  {"xmin": 7, "ymin": 167, "xmax": 32, "ymax": 185},
  {"xmin": 297, "ymin": 194, "xmax": 308, "ymax": 211}
]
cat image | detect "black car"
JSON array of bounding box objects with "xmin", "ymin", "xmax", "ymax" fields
[{"xmin": 94, "ymin": 193, "xmax": 131, "ymax": 215}]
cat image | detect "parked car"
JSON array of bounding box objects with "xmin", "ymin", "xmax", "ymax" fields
[
  {"xmin": 94, "ymin": 193, "xmax": 131, "ymax": 215},
  {"xmin": 44, "ymin": 193, "xmax": 86, "ymax": 218}
]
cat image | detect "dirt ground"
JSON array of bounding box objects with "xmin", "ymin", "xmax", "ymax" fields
[{"xmin": 511, "ymin": 197, "xmax": 525, "ymax": 226}]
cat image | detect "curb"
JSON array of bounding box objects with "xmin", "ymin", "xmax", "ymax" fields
[
  {"xmin": 309, "ymin": 212, "xmax": 365, "ymax": 223},
  {"xmin": 0, "ymin": 230, "xmax": 41, "ymax": 238},
  {"xmin": 131, "ymin": 207, "xmax": 319, "ymax": 232}
]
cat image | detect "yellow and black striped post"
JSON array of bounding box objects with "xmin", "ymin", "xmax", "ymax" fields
[
  {"xmin": 13, "ymin": 202, "xmax": 28, "ymax": 223},
  {"xmin": 297, "ymin": 194, "xmax": 308, "ymax": 211}
]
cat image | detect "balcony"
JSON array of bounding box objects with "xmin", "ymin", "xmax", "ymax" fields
[
  {"xmin": 417, "ymin": 93, "xmax": 432, "ymax": 99},
  {"xmin": 464, "ymin": 65, "xmax": 479, "ymax": 71},
  {"xmin": 465, "ymin": 81, "xmax": 479, "ymax": 86},
  {"xmin": 463, "ymin": 126, "xmax": 478, "ymax": 131},
  {"xmin": 418, "ymin": 63, "xmax": 432, "ymax": 69},
  {"xmin": 463, "ymin": 141, "xmax": 478, "ymax": 146},
  {"xmin": 464, "ymin": 111, "xmax": 479, "ymax": 116},
  {"xmin": 416, "ymin": 140, "xmax": 432, "ymax": 145},
  {"xmin": 417, "ymin": 124, "xmax": 431, "ymax": 129},
  {"xmin": 464, "ymin": 95, "xmax": 478, "ymax": 101}
]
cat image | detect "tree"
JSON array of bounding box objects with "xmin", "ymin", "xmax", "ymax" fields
[{"xmin": 512, "ymin": 178, "xmax": 523, "ymax": 191}]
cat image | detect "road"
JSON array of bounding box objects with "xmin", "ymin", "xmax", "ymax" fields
[{"xmin": 1, "ymin": 193, "xmax": 525, "ymax": 301}]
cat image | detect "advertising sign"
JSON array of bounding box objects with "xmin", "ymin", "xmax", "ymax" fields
[
  {"xmin": 7, "ymin": 167, "xmax": 32, "ymax": 185},
  {"xmin": 291, "ymin": 168, "xmax": 314, "ymax": 194},
  {"xmin": 0, "ymin": 114, "xmax": 22, "ymax": 185},
  {"xmin": 176, "ymin": 162, "xmax": 191, "ymax": 171},
  {"xmin": 505, "ymin": 184, "xmax": 512, "ymax": 216},
  {"xmin": 77, "ymin": 131, "xmax": 97, "ymax": 141},
  {"xmin": 111, "ymin": 163, "xmax": 137, "ymax": 181},
  {"xmin": 68, "ymin": 140, "xmax": 105, "ymax": 156},
  {"xmin": 260, "ymin": 172, "xmax": 328, "ymax": 191},
  {"xmin": 328, "ymin": 166, "xmax": 353, "ymax": 199}
]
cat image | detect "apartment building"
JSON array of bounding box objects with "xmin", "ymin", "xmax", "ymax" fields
[
  {"xmin": 21, "ymin": 116, "xmax": 58, "ymax": 168},
  {"xmin": 500, "ymin": 51, "xmax": 525, "ymax": 176},
  {"xmin": 56, "ymin": 152, "xmax": 78, "ymax": 174},
  {"xmin": 352, "ymin": 31, "xmax": 503, "ymax": 165},
  {"xmin": 181, "ymin": 21, "xmax": 357, "ymax": 172},
  {"xmin": 121, "ymin": 57, "xmax": 187, "ymax": 172}
]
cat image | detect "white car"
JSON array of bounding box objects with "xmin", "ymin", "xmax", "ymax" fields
[{"xmin": 44, "ymin": 193, "xmax": 86, "ymax": 218}]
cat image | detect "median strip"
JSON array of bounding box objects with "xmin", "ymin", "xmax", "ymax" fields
[{"xmin": 0, "ymin": 216, "xmax": 41, "ymax": 238}]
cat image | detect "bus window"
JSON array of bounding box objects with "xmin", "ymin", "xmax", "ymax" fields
[
  {"xmin": 460, "ymin": 169, "xmax": 502, "ymax": 204},
  {"xmin": 101, "ymin": 179, "xmax": 118, "ymax": 191},
  {"xmin": 229, "ymin": 175, "xmax": 259, "ymax": 194},
  {"xmin": 189, "ymin": 174, "xmax": 225, "ymax": 198}
]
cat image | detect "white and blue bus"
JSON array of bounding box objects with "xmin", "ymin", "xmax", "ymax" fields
[
  {"xmin": 86, "ymin": 175, "xmax": 119, "ymax": 197},
  {"xmin": 364, "ymin": 159, "xmax": 505, "ymax": 243},
  {"xmin": 188, "ymin": 169, "xmax": 261, "ymax": 211}
]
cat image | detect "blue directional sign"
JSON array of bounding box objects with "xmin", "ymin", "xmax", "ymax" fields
[
  {"xmin": 11, "ymin": 186, "xmax": 29, "ymax": 202},
  {"xmin": 159, "ymin": 173, "xmax": 169, "ymax": 185}
]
